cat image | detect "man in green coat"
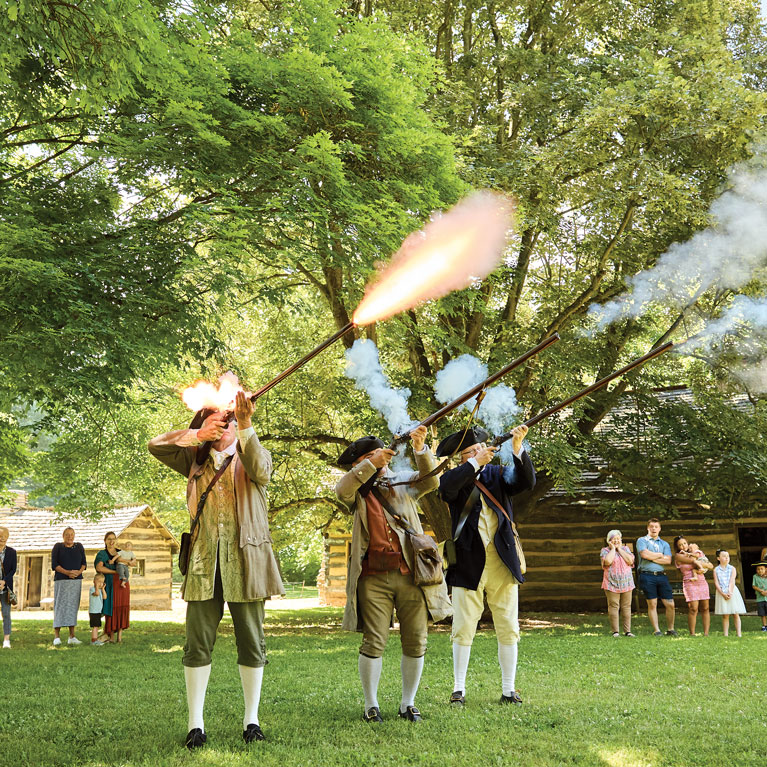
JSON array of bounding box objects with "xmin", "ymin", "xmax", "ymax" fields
[{"xmin": 148, "ymin": 391, "xmax": 284, "ymax": 749}]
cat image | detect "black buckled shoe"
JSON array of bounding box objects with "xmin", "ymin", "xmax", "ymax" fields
[
  {"xmin": 243, "ymin": 723, "xmax": 265, "ymax": 743},
  {"xmin": 363, "ymin": 706, "xmax": 383, "ymax": 723},
  {"xmin": 398, "ymin": 705, "xmax": 423, "ymax": 722},
  {"xmin": 500, "ymin": 691, "xmax": 523, "ymax": 705},
  {"xmin": 449, "ymin": 691, "xmax": 465, "ymax": 707},
  {"xmin": 185, "ymin": 728, "xmax": 207, "ymax": 750}
]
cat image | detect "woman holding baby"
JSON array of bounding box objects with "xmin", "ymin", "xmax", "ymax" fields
[{"xmin": 673, "ymin": 536, "xmax": 713, "ymax": 636}]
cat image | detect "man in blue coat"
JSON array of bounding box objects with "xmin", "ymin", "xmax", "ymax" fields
[{"xmin": 437, "ymin": 425, "xmax": 535, "ymax": 707}]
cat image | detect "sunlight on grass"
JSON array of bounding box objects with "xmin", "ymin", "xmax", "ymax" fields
[
  {"xmin": 152, "ymin": 645, "xmax": 184, "ymax": 653},
  {"xmin": 598, "ymin": 746, "xmax": 662, "ymax": 767}
]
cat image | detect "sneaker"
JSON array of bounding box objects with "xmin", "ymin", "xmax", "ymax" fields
[
  {"xmin": 91, "ymin": 640, "xmax": 105, "ymax": 646},
  {"xmin": 2, "ymin": 640, "xmax": 10, "ymax": 649},
  {"xmin": 666, "ymin": 629, "xmax": 678, "ymax": 637},
  {"xmin": 624, "ymin": 632, "xmax": 636, "ymax": 637},
  {"xmin": 67, "ymin": 636, "xmax": 82, "ymax": 646},
  {"xmin": 53, "ymin": 637, "xmax": 62, "ymax": 646},
  {"xmin": 761, "ymin": 626, "xmax": 767, "ymax": 632},
  {"xmin": 653, "ymin": 631, "xmax": 662, "ymax": 637}
]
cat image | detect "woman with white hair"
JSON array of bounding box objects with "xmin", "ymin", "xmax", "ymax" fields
[{"xmin": 600, "ymin": 530, "xmax": 635, "ymax": 637}]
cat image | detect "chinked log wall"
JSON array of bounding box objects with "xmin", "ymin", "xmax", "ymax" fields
[
  {"xmin": 518, "ymin": 498, "xmax": 747, "ymax": 612},
  {"xmin": 318, "ymin": 498, "xmax": 760, "ymax": 612}
]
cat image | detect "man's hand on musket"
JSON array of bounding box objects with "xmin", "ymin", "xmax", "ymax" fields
[
  {"xmin": 511, "ymin": 425, "xmax": 528, "ymax": 455},
  {"xmin": 368, "ymin": 448, "xmax": 396, "ymax": 469},
  {"xmin": 409, "ymin": 425, "xmax": 428, "ymax": 452},
  {"xmin": 234, "ymin": 390, "xmax": 254, "ymax": 429},
  {"xmin": 197, "ymin": 412, "xmax": 229, "ymax": 442},
  {"xmin": 474, "ymin": 445, "xmax": 497, "ymax": 467}
]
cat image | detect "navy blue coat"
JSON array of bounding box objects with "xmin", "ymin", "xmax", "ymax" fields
[
  {"xmin": 1, "ymin": 546, "xmax": 17, "ymax": 595},
  {"xmin": 439, "ymin": 453, "xmax": 535, "ymax": 590}
]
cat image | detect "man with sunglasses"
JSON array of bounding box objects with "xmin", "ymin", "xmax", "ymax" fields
[{"xmin": 437, "ymin": 425, "xmax": 535, "ymax": 707}]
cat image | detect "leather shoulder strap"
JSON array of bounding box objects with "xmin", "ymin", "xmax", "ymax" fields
[
  {"xmin": 474, "ymin": 478, "xmax": 512, "ymax": 524},
  {"xmin": 371, "ymin": 488, "xmax": 417, "ymax": 536},
  {"xmin": 189, "ymin": 454, "xmax": 234, "ymax": 538}
]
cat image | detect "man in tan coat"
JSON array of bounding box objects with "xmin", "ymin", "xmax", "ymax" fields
[
  {"xmin": 336, "ymin": 426, "xmax": 451, "ymax": 723},
  {"xmin": 148, "ymin": 391, "xmax": 284, "ymax": 748}
]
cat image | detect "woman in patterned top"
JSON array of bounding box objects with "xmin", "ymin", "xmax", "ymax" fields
[
  {"xmin": 672, "ymin": 536, "xmax": 712, "ymax": 637},
  {"xmin": 600, "ymin": 530, "xmax": 635, "ymax": 637}
]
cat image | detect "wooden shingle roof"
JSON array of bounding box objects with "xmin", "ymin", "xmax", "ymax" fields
[{"xmin": 0, "ymin": 505, "xmax": 179, "ymax": 552}]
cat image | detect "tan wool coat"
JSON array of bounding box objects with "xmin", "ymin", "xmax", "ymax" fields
[
  {"xmin": 148, "ymin": 428, "xmax": 284, "ymax": 601},
  {"xmin": 336, "ymin": 448, "xmax": 452, "ymax": 631}
]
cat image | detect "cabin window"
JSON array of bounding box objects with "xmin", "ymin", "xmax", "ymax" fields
[{"xmin": 135, "ymin": 559, "xmax": 146, "ymax": 577}]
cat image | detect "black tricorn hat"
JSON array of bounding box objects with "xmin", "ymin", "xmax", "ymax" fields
[
  {"xmin": 435, "ymin": 426, "xmax": 490, "ymax": 458},
  {"xmin": 338, "ymin": 436, "xmax": 384, "ymax": 467}
]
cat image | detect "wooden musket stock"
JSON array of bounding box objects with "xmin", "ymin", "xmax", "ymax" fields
[{"xmin": 492, "ymin": 341, "xmax": 673, "ymax": 445}]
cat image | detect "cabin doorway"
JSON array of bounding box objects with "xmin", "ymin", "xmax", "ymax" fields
[
  {"xmin": 25, "ymin": 556, "xmax": 43, "ymax": 607},
  {"xmin": 736, "ymin": 526, "xmax": 767, "ymax": 600}
]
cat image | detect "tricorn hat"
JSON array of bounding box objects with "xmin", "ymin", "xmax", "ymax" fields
[
  {"xmin": 435, "ymin": 426, "xmax": 490, "ymax": 457},
  {"xmin": 752, "ymin": 561, "xmax": 767, "ymax": 567},
  {"xmin": 338, "ymin": 436, "xmax": 384, "ymax": 467}
]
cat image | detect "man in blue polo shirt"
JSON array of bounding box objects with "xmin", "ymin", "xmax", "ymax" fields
[{"xmin": 636, "ymin": 518, "xmax": 677, "ymax": 636}]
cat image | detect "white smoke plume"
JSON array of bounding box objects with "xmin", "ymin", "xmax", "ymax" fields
[
  {"xmin": 344, "ymin": 339, "xmax": 417, "ymax": 436},
  {"xmin": 588, "ymin": 153, "xmax": 767, "ymax": 331},
  {"xmin": 434, "ymin": 354, "xmax": 522, "ymax": 463},
  {"xmin": 734, "ymin": 358, "xmax": 767, "ymax": 393},
  {"xmin": 680, "ymin": 294, "xmax": 767, "ymax": 355}
]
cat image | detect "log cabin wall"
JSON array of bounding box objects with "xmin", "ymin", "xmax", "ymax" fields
[
  {"xmin": 318, "ymin": 496, "xmax": 762, "ymax": 612},
  {"xmin": 518, "ymin": 495, "xmax": 755, "ymax": 612}
]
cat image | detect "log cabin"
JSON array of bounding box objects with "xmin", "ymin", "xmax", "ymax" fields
[
  {"xmin": 0, "ymin": 499, "xmax": 179, "ymax": 611},
  {"xmin": 318, "ymin": 388, "xmax": 767, "ymax": 612}
]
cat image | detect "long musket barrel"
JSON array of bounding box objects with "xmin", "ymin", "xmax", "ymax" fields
[
  {"xmin": 492, "ymin": 341, "xmax": 673, "ymax": 445},
  {"xmin": 387, "ymin": 332, "xmax": 560, "ymax": 450},
  {"xmin": 195, "ymin": 322, "xmax": 356, "ymax": 464},
  {"xmin": 249, "ymin": 321, "xmax": 356, "ymax": 402}
]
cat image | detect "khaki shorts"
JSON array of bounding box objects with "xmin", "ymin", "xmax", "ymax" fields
[{"xmin": 357, "ymin": 570, "xmax": 428, "ymax": 658}]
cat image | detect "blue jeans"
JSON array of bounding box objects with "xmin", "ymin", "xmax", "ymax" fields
[{"xmin": 1, "ymin": 594, "xmax": 11, "ymax": 637}]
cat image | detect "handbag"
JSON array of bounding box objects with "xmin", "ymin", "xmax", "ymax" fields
[
  {"xmin": 474, "ymin": 479, "xmax": 526, "ymax": 575},
  {"xmin": 372, "ymin": 489, "xmax": 443, "ymax": 587},
  {"xmin": 0, "ymin": 560, "xmax": 16, "ymax": 606},
  {"xmin": 179, "ymin": 455, "xmax": 234, "ymax": 576}
]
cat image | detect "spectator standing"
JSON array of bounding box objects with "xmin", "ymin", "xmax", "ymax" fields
[
  {"xmin": 51, "ymin": 527, "xmax": 86, "ymax": 646},
  {"xmin": 672, "ymin": 536, "xmax": 712, "ymax": 636},
  {"xmin": 636, "ymin": 518, "xmax": 677, "ymax": 636},
  {"xmin": 0, "ymin": 526, "xmax": 16, "ymax": 649},
  {"xmin": 713, "ymin": 550, "xmax": 746, "ymax": 637},
  {"xmin": 752, "ymin": 562, "xmax": 767, "ymax": 632},
  {"xmin": 94, "ymin": 532, "xmax": 131, "ymax": 643},
  {"xmin": 600, "ymin": 530, "xmax": 635, "ymax": 637}
]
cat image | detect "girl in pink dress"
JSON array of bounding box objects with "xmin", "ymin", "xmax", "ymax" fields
[{"xmin": 673, "ymin": 536, "xmax": 712, "ymax": 636}]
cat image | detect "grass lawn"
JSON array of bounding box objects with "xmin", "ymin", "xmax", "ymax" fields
[{"xmin": 2, "ymin": 609, "xmax": 764, "ymax": 767}]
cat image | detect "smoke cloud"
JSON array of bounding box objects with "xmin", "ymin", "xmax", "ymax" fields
[
  {"xmin": 588, "ymin": 154, "xmax": 767, "ymax": 332},
  {"xmin": 434, "ymin": 354, "xmax": 522, "ymax": 463},
  {"xmin": 344, "ymin": 339, "xmax": 417, "ymax": 436}
]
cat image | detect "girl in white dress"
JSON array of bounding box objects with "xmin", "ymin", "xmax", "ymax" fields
[{"xmin": 713, "ymin": 550, "xmax": 746, "ymax": 637}]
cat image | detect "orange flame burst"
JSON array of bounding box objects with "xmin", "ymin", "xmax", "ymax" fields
[
  {"xmin": 181, "ymin": 372, "xmax": 243, "ymax": 412},
  {"xmin": 352, "ymin": 190, "xmax": 514, "ymax": 326}
]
